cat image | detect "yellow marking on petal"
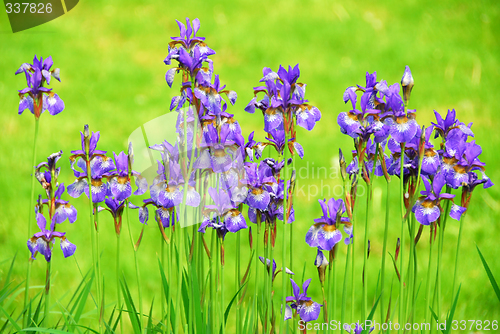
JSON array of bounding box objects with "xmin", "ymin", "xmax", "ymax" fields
[{"xmin": 322, "ymin": 224, "xmax": 337, "ymax": 232}]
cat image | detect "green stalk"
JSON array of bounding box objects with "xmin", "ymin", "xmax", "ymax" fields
[
  {"xmin": 44, "ymin": 259, "xmax": 51, "ymax": 327},
  {"xmin": 167, "ymin": 212, "xmax": 174, "ymax": 334},
  {"xmin": 281, "ymin": 130, "xmax": 289, "ymax": 334},
  {"xmin": 210, "ymin": 230, "xmax": 216, "ymax": 334},
  {"xmin": 398, "ymin": 143, "xmax": 405, "ymax": 333},
  {"xmin": 94, "ymin": 204, "xmax": 104, "ymax": 324},
  {"xmin": 263, "ymin": 223, "xmax": 270, "ymax": 333},
  {"xmin": 254, "ymin": 215, "xmax": 261, "ymax": 333},
  {"xmin": 362, "ymin": 156, "xmax": 376, "ymax": 321},
  {"xmin": 451, "ymin": 211, "xmax": 467, "ymax": 307},
  {"xmin": 85, "ymin": 156, "xmax": 101, "ymax": 330},
  {"xmin": 220, "ymin": 238, "xmax": 225, "ymax": 334},
  {"xmin": 435, "ymin": 196, "xmax": 451, "ymax": 322},
  {"xmin": 160, "ymin": 231, "xmax": 165, "ymax": 327},
  {"xmin": 126, "ymin": 201, "xmax": 143, "ymax": 331},
  {"xmin": 236, "ymin": 230, "xmax": 241, "ymax": 334},
  {"xmin": 116, "ymin": 233, "xmax": 122, "ymax": 332},
  {"xmin": 341, "ymin": 243, "xmax": 351, "ymax": 329},
  {"xmin": 24, "ymin": 118, "xmax": 39, "ymax": 326},
  {"xmin": 380, "ymin": 180, "xmax": 391, "ymax": 327},
  {"xmin": 424, "ymin": 225, "xmax": 435, "ymax": 334},
  {"xmin": 350, "ymin": 210, "xmax": 356, "ymax": 323}
]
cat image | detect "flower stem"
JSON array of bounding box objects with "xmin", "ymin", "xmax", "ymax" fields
[
  {"xmin": 24, "ymin": 117, "xmax": 39, "ymax": 327},
  {"xmin": 44, "ymin": 259, "xmax": 51, "ymax": 328},
  {"xmin": 236, "ymin": 229, "xmax": 241, "ymax": 334},
  {"xmin": 116, "ymin": 234, "xmax": 122, "ymax": 332},
  {"xmin": 125, "ymin": 200, "xmax": 143, "ymax": 331},
  {"xmin": 424, "ymin": 226, "xmax": 435, "ymax": 334},
  {"xmin": 398, "ymin": 143, "xmax": 406, "ymax": 333},
  {"xmin": 451, "ymin": 211, "xmax": 466, "ymax": 308},
  {"xmin": 380, "ymin": 179, "xmax": 391, "ymax": 327},
  {"xmin": 341, "ymin": 243, "xmax": 351, "ymax": 330}
]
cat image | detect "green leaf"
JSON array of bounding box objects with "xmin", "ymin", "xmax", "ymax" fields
[
  {"xmin": 476, "ymin": 245, "xmax": 500, "ymax": 303},
  {"xmin": 120, "ymin": 277, "xmax": 142, "ymax": 334},
  {"xmin": 224, "ymin": 282, "xmax": 247, "ymax": 325},
  {"xmin": 444, "ymin": 285, "xmax": 460, "ymax": 334},
  {"xmin": 0, "ymin": 304, "xmax": 22, "ymax": 332}
]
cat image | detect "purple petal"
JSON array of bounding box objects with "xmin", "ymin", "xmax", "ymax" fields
[
  {"xmin": 224, "ymin": 210, "xmax": 248, "ymax": 233},
  {"xmin": 45, "ymin": 93, "xmax": 64, "ymax": 115},
  {"xmin": 450, "ymin": 204, "xmax": 466, "ymax": 221},
  {"xmin": 60, "ymin": 237, "xmax": 76, "ymax": 258},
  {"xmin": 414, "ymin": 201, "xmax": 440, "ymax": 225},
  {"xmin": 67, "ymin": 178, "xmax": 87, "ymax": 198},
  {"xmin": 298, "ymin": 301, "xmax": 321, "ymax": 322},
  {"xmin": 316, "ymin": 225, "xmax": 342, "ymax": 251}
]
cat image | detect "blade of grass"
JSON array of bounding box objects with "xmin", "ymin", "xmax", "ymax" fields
[
  {"xmin": 120, "ymin": 277, "xmax": 141, "ymax": 334},
  {"xmin": 476, "ymin": 246, "xmax": 500, "ymax": 303}
]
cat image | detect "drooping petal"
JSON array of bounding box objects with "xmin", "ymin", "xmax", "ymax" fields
[
  {"xmin": 18, "ymin": 95, "xmax": 34, "ymax": 115},
  {"xmin": 413, "ymin": 200, "xmax": 440, "ymax": 225},
  {"xmin": 316, "ymin": 224, "xmax": 342, "ymax": 251},
  {"xmin": 67, "ymin": 178, "xmax": 88, "ymax": 198},
  {"xmin": 224, "ymin": 209, "xmax": 248, "ymax": 233},
  {"xmin": 297, "ymin": 300, "xmax": 321, "ymax": 322},
  {"xmin": 45, "ymin": 93, "xmax": 65, "ymax": 115},
  {"xmin": 449, "ymin": 204, "xmax": 466, "ymax": 221},
  {"xmin": 246, "ymin": 188, "xmax": 270, "ymax": 211},
  {"xmin": 60, "ymin": 237, "xmax": 76, "ymax": 258},
  {"xmin": 305, "ymin": 224, "xmax": 321, "ymax": 248},
  {"xmin": 109, "ymin": 177, "xmax": 133, "ymax": 202}
]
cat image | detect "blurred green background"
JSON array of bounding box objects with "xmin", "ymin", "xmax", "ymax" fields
[{"xmin": 1, "ymin": 0, "xmax": 499, "ymax": 330}]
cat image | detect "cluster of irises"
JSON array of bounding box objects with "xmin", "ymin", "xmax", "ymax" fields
[{"xmin": 17, "ymin": 17, "xmax": 494, "ymax": 334}]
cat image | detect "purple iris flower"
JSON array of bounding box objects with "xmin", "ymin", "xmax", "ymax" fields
[
  {"xmin": 284, "ymin": 278, "xmax": 322, "ymax": 322},
  {"xmin": 242, "ymin": 161, "xmax": 274, "ymax": 211},
  {"xmin": 198, "ymin": 187, "xmax": 248, "ymax": 238},
  {"xmin": 67, "ymin": 155, "xmax": 115, "ymax": 204},
  {"xmin": 412, "ymin": 173, "xmax": 465, "ymax": 225},
  {"xmin": 444, "ymin": 139, "xmax": 493, "ymax": 190},
  {"xmin": 49, "ymin": 184, "xmax": 78, "ymax": 224},
  {"xmin": 420, "ymin": 126, "xmax": 441, "ymax": 176},
  {"xmin": 99, "ymin": 197, "xmax": 126, "ymax": 235},
  {"xmin": 432, "ymin": 109, "xmax": 474, "ymax": 141},
  {"xmin": 27, "ymin": 212, "xmax": 76, "ymax": 262},
  {"xmin": 16, "ymin": 55, "xmax": 64, "ymax": 118},
  {"xmin": 107, "ymin": 151, "xmax": 148, "ymax": 202},
  {"xmin": 306, "ymin": 198, "xmax": 351, "ymax": 250}
]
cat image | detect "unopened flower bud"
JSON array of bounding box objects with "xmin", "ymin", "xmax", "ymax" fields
[
  {"xmin": 339, "ymin": 148, "xmax": 347, "ymax": 181},
  {"xmin": 401, "ymin": 65, "xmax": 414, "ymax": 106},
  {"xmin": 315, "ymin": 249, "xmax": 329, "ymax": 285}
]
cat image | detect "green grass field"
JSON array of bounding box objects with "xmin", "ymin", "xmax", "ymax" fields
[{"xmin": 0, "ymin": 0, "xmax": 499, "ymax": 331}]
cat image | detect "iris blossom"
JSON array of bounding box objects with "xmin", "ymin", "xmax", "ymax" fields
[
  {"xmin": 306, "ymin": 198, "xmax": 352, "ymax": 250},
  {"xmin": 27, "ymin": 213, "xmax": 76, "ymax": 262},
  {"xmin": 16, "ymin": 55, "xmax": 64, "ymax": 118},
  {"xmin": 284, "ymin": 278, "xmax": 322, "ymax": 322}
]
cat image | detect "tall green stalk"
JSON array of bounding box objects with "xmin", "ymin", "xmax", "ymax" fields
[
  {"xmin": 398, "ymin": 143, "xmax": 406, "ymax": 332},
  {"xmin": 424, "ymin": 225, "xmax": 435, "ymax": 334},
  {"xmin": 341, "ymin": 243, "xmax": 351, "ymax": 330},
  {"xmin": 116, "ymin": 234, "xmax": 122, "ymax": 332},
  {"xmin": 380, "ymin": 180, "xmax": 391, "ymax": 326},
  {"xmin": 44, "ymin": 259, "xmax": 51, "ymax": 327},
  {"xmin": 280, "ymin": 129, "xmax": 289, "ymax": 334},
  {"xmin": 24, "ymin": 118, "xmax": 39, "ymax": 327},
  {"xmin": 451, "ymin": 211, "xmax": 467, "ymax": 307},
  {"xmin": 435, "ymin": 192, "xmax": 451, "ymax": 322},
  {"xmin": 125, "ymin": 201, "xmax": 143, "ymax": 331},
  {"xmin": 84, "ymin": 152, "xmax": 101, "ymax": 331},
  {"xmin": 236, "ymin": 230, "xmax": 241, "ymax": 334}
]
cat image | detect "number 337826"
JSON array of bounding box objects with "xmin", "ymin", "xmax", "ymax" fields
[{"xmin": 5, "ymin": 3, "xmax": 53, "ymax": 14}]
